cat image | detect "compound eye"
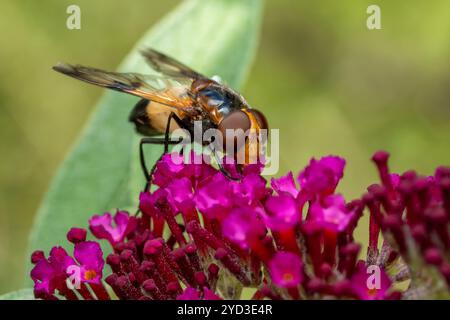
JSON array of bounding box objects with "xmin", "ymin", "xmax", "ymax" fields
[
  {"xmin": 249, "ymin": 109, "xmax": 269, "ymax": 130},
  {"xmin": 218, "ymin": 110, "xmax": 251, "ymax": 151}
]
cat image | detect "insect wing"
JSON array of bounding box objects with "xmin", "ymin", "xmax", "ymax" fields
[
  {"xmin": 53, "ymin": 63, "xmax": 195, "ymax": 109},
  {"xmin": 140, "ymin": 48, "xmax": 205, "ymax": 79}
]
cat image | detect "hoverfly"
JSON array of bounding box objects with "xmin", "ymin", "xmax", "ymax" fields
[{"xmin": 53, "ymin": 49, "xmax": 268, "ymax": 189}]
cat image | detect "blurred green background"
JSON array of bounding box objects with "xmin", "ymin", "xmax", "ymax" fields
[{"xmin": 1, "ymin": 0, "xmax": 449, "ymax": 294}]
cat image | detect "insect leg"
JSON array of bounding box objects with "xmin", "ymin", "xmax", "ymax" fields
[
  {"xmin": 140, "ymin": 112, "xmax": 185, "ymax": 192},
  {"xmin": 208, "ymin": 144, "xmax": 241, "ymax": 181},
  {"xmin": 164, "ymin": 112, "xmax": 184, "ymax": 153},
  {"xmin": 139, "ymin": 137, "xmax": 181, "ymax": 191}
]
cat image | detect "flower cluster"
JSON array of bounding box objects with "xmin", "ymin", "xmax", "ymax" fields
[
  {"xmin": 30, "ymin": 151, "xmax": 450, "ymax": 300},
  {"xmin": 363, "ymin": 152, "xmax": 450, "ymax": 298}
]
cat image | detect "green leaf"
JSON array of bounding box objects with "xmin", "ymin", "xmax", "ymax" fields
[
  {"xmin": 25, "ymin": 0, "xmax": 264, "ymax": 285},
  {"xmin": 0, "ymin": 289, "xmax": 34, "ymax": 300}
]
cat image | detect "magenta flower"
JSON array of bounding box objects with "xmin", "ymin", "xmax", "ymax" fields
[
  {"xmin": 165, "ymin": 177, "xmax": 196, "ymax": 215},
  {"xmin": 67, "ymin": 228, "xmax": 87, "ymax": 244},
  {"xmin": 30, "ymin": 247, "xmax": 76, "ymax": 299},
  {"xmin": 31, "ymin": 260, "xmax": 56, "ymax": 299},
  {"xmin": 271, "ymin": 172, "xmax": 299, "ymax": 197},
  {"xmin": 89, "ymin": 211, "xmax": 137, "ymax": 246},
  {"xmin": 222, "ymin": 155, "xmax": 266, "ymax": 179},
  {"xmin": 182, "ymin": 152, "xmax": 217, "ymax": 184},
  {"xmin": 263, "ymin": 193, "xmax": 300, "ymax": 231},
  {"xmin": 233, "ymin": 173, "xmax": 270, "ymax": 207},
  {"xmin": 350, "ymin": 262, "xmax": 392, "ymax": 300},
  {"xmin": 153, "ymin": 151, "xmax": 216, "ymax": 188},
  {"xmin": 31, "ymin": 226, "xmax": 111, "ymax": 300},
  {"xmin": 298, "ymin": 156, "xmax": 345, "ymax": 197},
  {"xmin": 152, "ymin": 153, "xmax": 185, "ymax": 187},
  {"xmin": 177, "ymin": 287, "xmax": 200, "ymax": 300},
  {"xmin": 221, "ymin": 156, "xmax": 242, "ymax": 179},
  {"xmin": 222, "ymin": 207, "xmax": 266, "ymax": 250},
  {"xmin": 242, "ymin": 161, "xmax": 265, "ymax": 176},
  {"xmin": 30, "ymin": 151, "xmax": 450, "ymax": 300},
  {"xmin": 73, "ymin": 241, "xmax": 104, "ymax": 284},
  {"xmin": 194, "ymin": 173, "xmax": 236, "ymax": 219},
  {"xmin": 269, "ymin": 251, "xmax": 303, "ymax": 288},
  {"xmin": 140, "ymin": 188, "xmax": 177, "ymax": 218},
  {"xmin": 203, "ymin": 288, "xmax": 223, "ymax": 300},
  {"xmin": 309, "ymin": 195, "xmax": 355, "ymax": 233}
]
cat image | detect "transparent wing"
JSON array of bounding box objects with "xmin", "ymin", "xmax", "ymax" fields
[
  {"xmin": 140, "ymin": 48, "xmax": 205, "ymax": 79},
  {"xmin": 53, "ymin": 63, "xmax": 195, "ymax": 109}
]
